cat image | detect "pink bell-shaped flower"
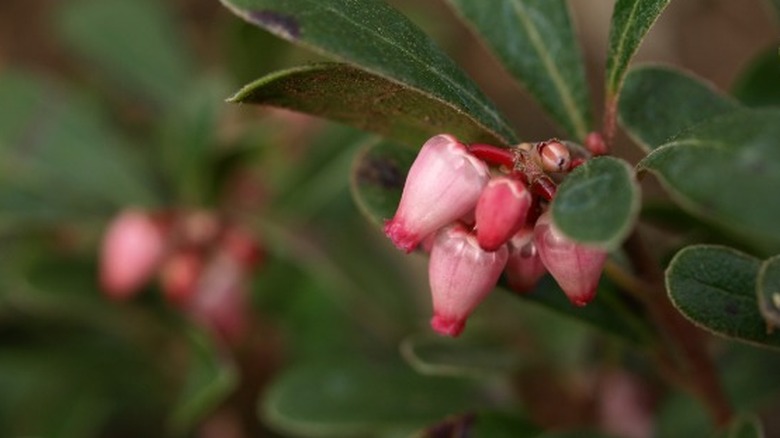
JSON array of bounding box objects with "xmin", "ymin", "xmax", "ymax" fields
[
  {"xmin": 428, "ymin": 224, "xmax": 508, "ymax": 337},
  {"xmin": 100, "ymin": 209, "xmax": 165, "ymax": 299},
  {"xmin": 475, "ymin": 177, "xmax": 532, "ymax": 251},
  {"xmin": 384, "ymin": 134, "xmax": 490, "ymax": 253},
  {"xmin": 505, "ymin": 229, "xmax": 547, "ymax": 293},
  {"xmin": 533, "ymin": 212, "xmax": 607, "ymax": 306}
]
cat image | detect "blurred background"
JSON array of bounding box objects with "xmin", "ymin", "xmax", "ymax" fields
[{"xmin": 0, "ymin": 0, "xmax": 778, "ymax": 437}]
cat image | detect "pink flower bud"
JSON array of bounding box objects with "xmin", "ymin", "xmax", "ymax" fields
[
  {"xmin": 160, "ymin": 250, "xmax": 203, "ymax": 307},
  {"xmin": 220, "ymin": 225, "xmax": 264, "ymax": 270},
  {"xmin": 384, "ymin": 134, "xmax": 490, "ymax": 253},
  {"xmin": 505, "ymin": 229, "xmax": 547, "ymax": 293},
  {"xmin": 533, "ymin": 212, "xmax": 606, "ymax": 306},
  {"xmin": 475, "ymin": 177, "xmax": 532, "ymax": 251},
  {"xmin": 585, "ymin": 131, "xmax": 608, "ymax": 156},
  {"xmin": 428, "ymin": 224, "xmax": 508, "ymax": 337},
  {"xmin": 189, "ymin": 253, "xmax": 249, "ymax": 344},
  {"xmin": 536, "ymin": 140, "xmax": 571, "ymax": 173},
  {"xmin": 100, "ymin": 209, "xmax": 165, "ymax": 299}
]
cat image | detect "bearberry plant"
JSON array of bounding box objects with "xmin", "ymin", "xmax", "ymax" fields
[{"xmin": 218, "ymin": 0, "xmax": 780, "ymax": 435}]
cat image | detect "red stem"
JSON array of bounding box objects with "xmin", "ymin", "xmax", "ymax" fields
[{"xmin": 468, "ymin": 144, "xmax": 515, "ymax": 168}]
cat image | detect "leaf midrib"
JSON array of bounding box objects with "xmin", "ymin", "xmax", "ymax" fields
[
  {"xmin": 510, "ymin": 0, "xmax": 588, "ymax": 140},
  {"xmin": 607, "ymin": 0, "xmax": 642, "ymax": 94}
]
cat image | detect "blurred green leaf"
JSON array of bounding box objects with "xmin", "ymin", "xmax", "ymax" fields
[
  {"xmin": 219, "ymin": 0, "xmax": 517, "ymax": 145},
  {"xmin": 551, "ymin": 156, "xmax": 640, "ymax": 249},
  {"xmin": 656, "ymin": 391, "xmax": 714, "ymax": 438},
  {"xmin": 261, "ymin": 359, "xmax": 482, "ymax": 437},
  {"xmin": 619, "ymin": 66, "xmax": 740, "ymax": 151},
  {"xmin": 757, "ymin": 255, "xmax": 780, "ymax": 329},
  {"xmin": 732, "ymin": 47, "xmax": 780, "ymax": 108},
  {"xmin": 638, "ymin": 109, "xmax": 780, "ymax": 250},
  {"xmin": 0, "ymin": 72, "xmax": 160, "ymax": 224},
  {"xmin": 400, "ymin": 333, "xmax": 525, "ymax": 378},
  {"xmin": 605, "ymin": 0, "xmax": 672, "ymax": 97},
  {"xmin": 230, "ymin": 63, "xmax": 506, "ymax": 146},
  {"xmin": 56, "ymin": 0, "xmax": 193, "ymax": 107},
  {"xmin": 445, "ymin": 0, "xmax": 592, "ymax": 140},
  {"xmin": 168, "ymin": 329, "xmax": 238, "ymax": 435},
  {"xmin": 158, "ymin": 77, "xmax": 230, "ymax": 205},
  {"xmin": 666, "ymin": 245, "xmax": 780, "ymax": 348},
  {"xmin": 350, "ymin": 142, "xmax": 653, "ymax": 345}
]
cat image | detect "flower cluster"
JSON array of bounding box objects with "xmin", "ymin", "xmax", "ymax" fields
[
  {"xmin": 384, "ymin": 134, "xmax": 607, "ymax": 337},
  {"xmin": 100, "ymin": 209, "xmax": 263, "ymax": 343}
]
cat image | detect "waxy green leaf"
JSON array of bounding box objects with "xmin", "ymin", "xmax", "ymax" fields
[
  {"xmin": 445, "ymin": 0, "xmax": 592, "ymax": 140},
  {"xmin": 230, "ymin": 63, "xmax": 505, "ymax": 145},
  {"xmin": 666, "ymin": 245, "xmax": 780, "ymax": 348},
  {"xmin": 351, "ymin": 142, "xmax": 653, "ymax": 345},
  {"xmin": 639, "ymin": 109, "xmax": 780, "ymax": 250},
  {"xmin": 400, "ymin": 333, "xmax": 524, "ymax": 378},
  {"xmin": 605, "ymin": 0, "xmax": 672, "ymax": 97},
  {"xmin": 551, "ymin": 156, "xmax": 640, "ymax": 249},
  {"xmin": 220, "ymin": 0, "xmax": 517, "ymax": 145},
  {"xmin": 732, "ymin": 47, "xmax": 780, "ymax": 108},
  {"xmin": 619, "ymin": 66, "xmax": 740, "ymax": 151},
  {"xmin": 261, "ymin": 360, "xmax": 480, "ymax": 436},
  {"xmin": 757, "ymin": 255, "xmax": 780, "ymax": 330}
]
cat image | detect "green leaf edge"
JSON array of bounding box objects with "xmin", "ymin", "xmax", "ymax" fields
[
  {"xmin": 605, "ymin": 0, "xmax": 672, "ymax": 97},
  {"xmin": 227, "ymin": 63, "xmax": 507, "ymax": 145},
  {"xmin": 618, "ymin": 63, "xmax": 741, "ymax": 153},
  {"xmin": 444, "ymin": 0, "xmax": 592, "ymax": 140},
  {"xmin": 664, "ymin": 244, "xmax": 780, "ymax": 350},
  {"xmin": 218, "ymin": 0, "xmax": 517, "ymax": 146},
  {"xmin": 756, "ymin": 254, "xmax": 780, "ymax": 328},
  {"xmin": 551, "ymin": 156, "xmax": 641, "ymax": 250}
]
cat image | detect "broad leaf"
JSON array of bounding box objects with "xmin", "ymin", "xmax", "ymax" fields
[
  {"xmin": 551, "ymin": 156, "xmax": 640, "ymax": 249},
  {"xmin": 666, "ymin": 245, "xmax": 780, "ymax": 348},
  {"xmin": 445, "ymin": 0, "xmax": 592, "ymax": 140},
  {"xmin": 400, "ymin": 333, "xmax": 525, "ymax": 378},
  {"xmin": 732, "ymin": 47, "xmax": 780, "ymax": 108},
  {"xmin": 230, "ymin": 63, "xmax": 505, "ymax": 145},
  {"xmin": 639, "ymin": 109, "xmax": 780, "ymax": 251},
  {"xmin": 261, "ymin": 360, "xmax": 481, "ymax": 436},
  {"xmin": 56, "ymin": 0, "xmax": 193, "ymax": 107},
  {"xmin": 219, "ymin": 0, "xmax": 517, "ymax": 145},
  {"xmin": 605, "ymin": 0, "xmax": 672, "ymax": 97},
  {"xmin": 619, "ymin": 66, "xmax": 740, "ymax": 151},
  {"xmin": 757, "ymin": 255, "xmax": 780, "ymax": 329},
  {"xmin": 351, "ymin": 142, "xmax": 653, "ymax": 345}
]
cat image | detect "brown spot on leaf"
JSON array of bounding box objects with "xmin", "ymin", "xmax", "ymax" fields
[
  {"xmin": 355, "ymin": 154, "xmax": 404, "ymax": 190},
  {"xmin": 724, "ymin": 302, "xmax": 740, "ymax": 316},
  {"xmin": 247, "ymin": 10, "xmax": 300, "ymax": 39}
]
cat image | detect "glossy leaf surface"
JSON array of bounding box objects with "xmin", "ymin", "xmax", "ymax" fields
[
  {"xmin": 230, "ymin": 63, "xmax": 505, "ymax": 145},
  {"xmin": 446, "ymin": 0, "xmax": 592, "ymax": 139},
  {"xmin": 619, "ymin": 66, "xmax": 740, "ymax": 151},
  {"xmin": 605, "ymin": 0, "xmax": 672, "ymax": 97},
  {"xmin": 551, "ymin": 156, "xmax": 640, "ymax": 249},
  {"xmin": 639, "ymin": 109, "xmax": 780, "ymax": 250},
  {"xmin": 220, "ymin": 0, "xmax": 517, "ymax": 145},
  {"xmin": 261, "ymin": 360, "xmax": 480, "ymax": 436},
  {"xmin": 666, "ymin": 245, "xmax": 780, "ymax": 348}
]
